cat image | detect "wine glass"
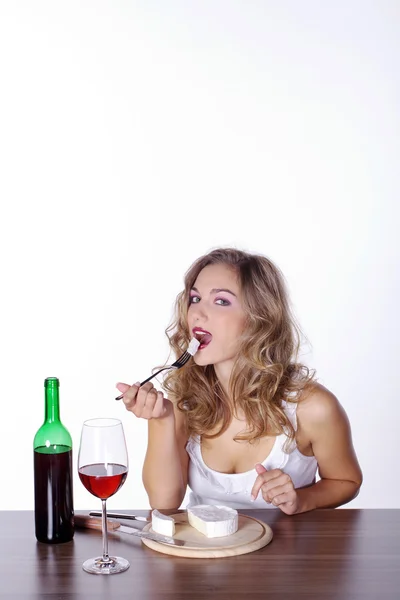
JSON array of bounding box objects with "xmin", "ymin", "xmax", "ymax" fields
[{"xmin": 78, "ymin": 418, "xmax": 129, "ymax": 575}]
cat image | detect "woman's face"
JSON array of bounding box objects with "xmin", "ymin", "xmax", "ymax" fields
[{"xmin": 187, "ymin": 263, "xmax": 247, "ymax": 374}]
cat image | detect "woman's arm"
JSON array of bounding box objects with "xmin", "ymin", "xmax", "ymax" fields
[
  {"xmin": 142, "ymin": 401, "xmax": 189, "ymax": 510},
  {"xmin": 295, "ymin": 384, "xmax": 363, "ymax": 511},
  {"xmin": 116, "ymin": 382, "xmax": 189, "ymax": 511},
  {"xmin": 251, "ymin": 384, "xmax": 363, "ymax": 513}
]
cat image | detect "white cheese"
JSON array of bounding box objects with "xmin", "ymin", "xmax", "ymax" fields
[
  {"xmin": 151, "ymin": 510, "xmax": 175, "ymax": 536},
  {"xmin": 187, "ymin": 505, "xmax": 238, "ymax": 538}
]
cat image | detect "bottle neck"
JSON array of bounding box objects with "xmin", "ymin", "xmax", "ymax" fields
[{"xmin": 44, "ymin": 378, "xmax": 60, "ymax": 423}]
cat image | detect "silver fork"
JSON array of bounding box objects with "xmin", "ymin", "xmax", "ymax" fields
[{"xmin": 115, "ymin": 337, "xmax": 200, "ymax": 400}]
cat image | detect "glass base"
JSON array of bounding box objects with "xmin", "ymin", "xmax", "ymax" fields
[{"xmin": 82, "ymin": 556, "xmax": 130, "ymax": 575}]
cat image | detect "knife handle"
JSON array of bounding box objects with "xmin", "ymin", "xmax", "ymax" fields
[
  {"xmin": 89, "ymin": 511, "xmax": 150, "ymax": 522},
  {"xmin": 75, "ymin": 514, "xmax": 121, "ymax": 531}
]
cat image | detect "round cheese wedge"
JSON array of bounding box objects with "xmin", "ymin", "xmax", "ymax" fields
[
  {"xmin": 187, "ymin": 505, "xmax": 238, "ymax": 538},
  {"xmin": 151, "ymin": 509, "xmax": 175, "ymax": 536}
]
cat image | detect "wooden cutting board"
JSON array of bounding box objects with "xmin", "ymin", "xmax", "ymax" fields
[{"xmin": 141, "ymin": 512, "xmax": 273, "ymax": 558}]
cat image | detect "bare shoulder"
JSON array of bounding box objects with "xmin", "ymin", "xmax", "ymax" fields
[
  {"xmin": 295, "ymin": 382, "xmax": 362, "ymax": 489},
  {"xmin": 296, "ymin": 382, "xmax": 349, "ymax": 430}
]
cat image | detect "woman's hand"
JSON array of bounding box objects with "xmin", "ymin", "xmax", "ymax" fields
[
  {"xmin": 251, "ymin": 464, "xmax": 300, "ymax": 515},
  {"xmin": 116, "ymin": 382, "xmax": 173, "ymax": 420}
]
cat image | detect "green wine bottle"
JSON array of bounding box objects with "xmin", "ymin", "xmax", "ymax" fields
[{"xmin": 33, "ymin": 377, "xmax": 74, "ymax": 543}]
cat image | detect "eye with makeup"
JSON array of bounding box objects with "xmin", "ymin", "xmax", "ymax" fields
[
  {"xmin": 188, "ymin": 293, "xmax": 231, "ymax": 307},
  {"xmin": 215, "ymin": 297, "xmax": 231, "ymax": 306}
]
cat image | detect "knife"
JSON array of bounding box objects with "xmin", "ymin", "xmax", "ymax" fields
[
  {"xmin": 89, "ymin": 511, "xmax": 150, "ymax": 522},
  {"xmin": 75, "ymin": 515, "xmax": 185, "ymax": 546}
]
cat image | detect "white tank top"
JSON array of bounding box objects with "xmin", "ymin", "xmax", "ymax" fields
[{"xmin": 186, "ymin": 400, "xmax": 317, "ymax": 509}]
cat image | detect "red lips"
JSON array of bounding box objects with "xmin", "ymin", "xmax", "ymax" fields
[{"xmin": 192, "ymin": 327, "xmax": 212, "ymax": 349}]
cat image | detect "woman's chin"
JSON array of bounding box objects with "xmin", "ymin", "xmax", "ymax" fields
[{"xmin": 193, "ymin": 351, "xmax": 212, "ymax": 366}]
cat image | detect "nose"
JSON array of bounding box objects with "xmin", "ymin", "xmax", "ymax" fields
[{"xmin": 190, "ymin": 301, "xmax": 208, "ymax": 324}]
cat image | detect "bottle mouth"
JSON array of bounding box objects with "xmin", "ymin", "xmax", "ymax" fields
[{"xmin": 45, "ymin": 377, "xmax": 59, "ymax": 386}]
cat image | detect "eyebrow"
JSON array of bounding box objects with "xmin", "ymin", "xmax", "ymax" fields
[{"xmin": 190, "ymin": 286, "xmax": 237, "ymax": 298}]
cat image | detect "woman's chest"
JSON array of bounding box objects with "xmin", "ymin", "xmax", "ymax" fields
[
  {"xmin": 199, "ymin": 414, "xmax": 313, "ymax": 474},
  {"xmin": 200, "ymin": 423, "xmax": 277, "ymax": 474}
]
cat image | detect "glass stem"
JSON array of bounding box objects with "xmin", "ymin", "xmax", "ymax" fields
[{"xmin": 101, "ymin": 499, "xmax": 110, "ymax": 562}]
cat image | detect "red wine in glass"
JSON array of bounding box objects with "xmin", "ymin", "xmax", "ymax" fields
[
  {"xmin": 78, "ymin": 418, "xmax": 129, "ymax": 575},
  {"xmin": 79, "ymin": 463, "xmax": 128, "ymax": 500}
]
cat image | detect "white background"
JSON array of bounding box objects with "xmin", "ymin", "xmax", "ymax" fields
[{"xmin": 0, "ymin": 1, "xmax": 398, "ymax": 511}]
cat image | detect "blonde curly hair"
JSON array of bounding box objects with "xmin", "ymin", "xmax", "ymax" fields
[{"xmin": 163, "ymin": 248, "xmax": 315, "ymax": 446}]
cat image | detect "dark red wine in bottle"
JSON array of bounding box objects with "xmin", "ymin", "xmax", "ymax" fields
[
  {"xmin": 78, "ymin": 463, "xmax": 128, "ymax": 499},
  {"xmin": 33, "ymin": 378, "xmax": 74, "ymax": 543}
]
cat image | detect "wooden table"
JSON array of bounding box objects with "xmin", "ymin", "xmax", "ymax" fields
[{"xmin": 2, "ymin": 509, "xmax": 399, "ymax": 599}]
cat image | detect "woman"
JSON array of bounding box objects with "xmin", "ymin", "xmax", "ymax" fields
[{"xmin": 117, "ymin": 248, "xmax": 362, "ymax": 513}]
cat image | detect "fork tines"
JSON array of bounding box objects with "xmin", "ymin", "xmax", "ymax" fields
[
  {"xmin": 174, "ymin": 351, "xmax": 191, "ymax": 367},
  {"xmin": 115, "ymin": 339, "xmax": 199, "ymax": 400}
]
